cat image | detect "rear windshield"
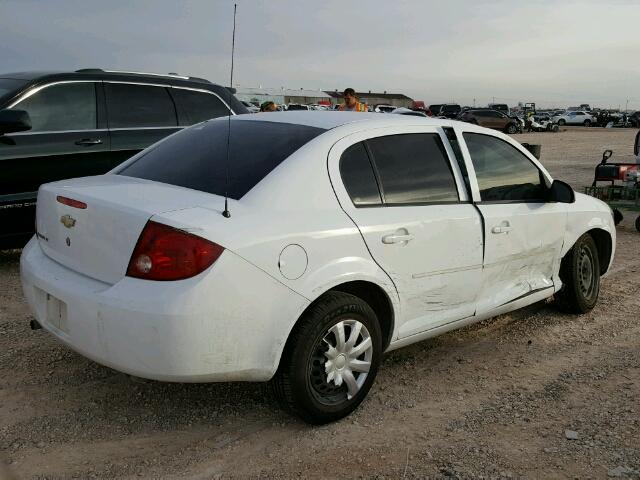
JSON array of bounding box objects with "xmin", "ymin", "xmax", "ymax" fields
[
  {"xmin": 0, "ymin": 78, "xmax": 27, "ymax": 100},
  {"xmin": 116, "ymin": 119, "xmax": 325, "ymax": 199}
]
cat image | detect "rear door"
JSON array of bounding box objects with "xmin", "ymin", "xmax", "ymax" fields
[
  {"xmin": 0, "ymin": 81, "xmax": 110, "ymax": 242},
  {"xmin": 104, "ymin": 82, "xmax": 181, "ymax": 167},
  {"xmin": 328, "ymin": 126, "xmax": 484, "ymax": 339},
  {"xmin": 459, "ymin": 131, "xmax": 567, "ymax": 314}
]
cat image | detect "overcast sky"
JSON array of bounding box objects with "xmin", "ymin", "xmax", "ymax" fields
[{"xmin": 1, "ymin": 0, "xmax": 639, "ymax": 109}]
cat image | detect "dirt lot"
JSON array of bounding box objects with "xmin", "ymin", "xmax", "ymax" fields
[{"xmin": 1, "ymin": 127, "xmax": 639, "ymax": 479}]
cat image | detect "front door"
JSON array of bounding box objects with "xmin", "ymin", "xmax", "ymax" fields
[
  {"xmin": 460, "ymin": 131, "xmax": 567, "ymax": 314},
  {"xmin": 0, "ymin": 81, "xmax": 110, "ymax": 245},
  {"xmin": 329, "ymin": 126, "xmax": 484, "ymax": 339}
]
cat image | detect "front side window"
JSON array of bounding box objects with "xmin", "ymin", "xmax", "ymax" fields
[
  {"xmin": 339, "ymin": 142, "xmax": 382, "ymax": 206},
  {"xmin": 171, "ymin": 88, "xmax": 230, "ymax": 125},
  {"xmin": 106, "ymin": 83, "xmax": 177, "ymax": 128},
  {"xmin": 366, "ymin": 133, "xmax": 459, "ymax": 205},
  {"xmin": 463, "ymin": 133, "xmax": 545, "ymax": 202},
  {"xmin": 12, "ymin": 82, "xmax": 96, "ymax": 132}
]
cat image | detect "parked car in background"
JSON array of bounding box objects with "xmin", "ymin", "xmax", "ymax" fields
[
  {"xmin": 287, "ymin": 104, "xmax": 311, "ymax": 111},
  {"xmin": 629, "ymin": 111, "xmax": 640, "ymax": 128},
  {"xmin": 552, "ymin": 111, "xmax": 594, "ymax": 126},
  {"xmin": 391, "ymin": 107, "xmax": 428, "ymax": 117},
  {"xmin": 428, "ymin": 104, "xmax": 443, "ymax": 116},
  {"xmin": 374, "ymin": 104, "xmax": 396, "ymax": 113},
  {"xmin": 458, "ymin": 109, "xmax": 520, "ymax": 134},
  {"xmin": 439, "ymin": 104, "xmax": 462, "ymax": 119},
  {"xmin": 241, "ymin": 101, "xmax": 260, "ymax": 113},
  {"xmin": 488, "ymin": 103, "xmax": 510, "ymax": 115},
  {"xmin": 21, "ymin": 112, "xmax": 615, "ymax": 424},
  {"xmin": 0, "ymin": 69, "xmax": 247, "ymax": 249}
]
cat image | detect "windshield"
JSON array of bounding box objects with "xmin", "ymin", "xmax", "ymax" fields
[
  {"xmin": 117, "ymin": 119, "xmax": 326, "ymax": 199},
  {"xmin": 0, "ymin": 78, "xmax": 27, "ymax": 101}
]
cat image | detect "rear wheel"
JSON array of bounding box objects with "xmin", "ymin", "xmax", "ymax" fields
[
  {"xmin": 506, "ymin": 123, "xmax": 518, "ymax": 134},
  {"xmin": 635, "ymin": 215, "xmax": 640, "ymax": 233},
  {"xmin": 272, "ymin": 292, "xmax": 382, "ymax": 424},
  {"xmin": 555, "ymin": 234, "xmax": 600, "ymax": 313}
]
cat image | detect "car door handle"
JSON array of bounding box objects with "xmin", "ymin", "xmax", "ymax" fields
[
  {"xmin": 382, "ymin": 232, "xmax": 414, "ymax": 244},
  {"xmin": 74, "ymin": 138, "xmax": 103, "ymax": 146},
  {"xmin": 491, "ymin": 223, "xmax": 513, "ymax": 234}
]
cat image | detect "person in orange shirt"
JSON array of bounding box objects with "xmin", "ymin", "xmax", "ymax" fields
[{"xmin": 338, "ymin": 88, "xmax": 368, "ymax": 112}]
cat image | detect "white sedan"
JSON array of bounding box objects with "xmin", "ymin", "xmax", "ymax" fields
[
  {"xmin": 21, "ymin": 112, "xmax": 615, "ymax": 423},
  {"xmin": 552, "ymin": 111, "xmax": 594, "ymax": 126}
]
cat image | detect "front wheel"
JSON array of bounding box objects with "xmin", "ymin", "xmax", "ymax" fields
[
  {"xmin": 272, "ymin": 292, "xmax": 382, "ymax": 424},
  {"xmin": 635, "ymin": 215, "xmax": 640, "ymax": 233},
  {"xmin": 584, "ymin": 119, "xmax": 591, "ymax": 127},
  {"xmin": 506, "ymin": 123, "xmax": 518, "ymax": 134},
  {"xmin": 558, "ymin": 119, "xmax": 566, "ymax": 126},
  {"xmin": 555, "ymin": 234, "xmax": 600, "ymax": 314}
]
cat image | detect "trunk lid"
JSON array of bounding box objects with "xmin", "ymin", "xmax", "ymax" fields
[{"xmin": 35, "ymin": 175, "xmax": 221, "ymax": 284}]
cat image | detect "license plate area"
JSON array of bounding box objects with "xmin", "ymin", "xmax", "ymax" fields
[{"xmin": 46, "ymin": 293, "xmax": 69, "ymax": 333}]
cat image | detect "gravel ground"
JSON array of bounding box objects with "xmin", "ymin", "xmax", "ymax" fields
[{"xmin": 1, "ymin": 127, "xmax": 639, "ymax": 479}]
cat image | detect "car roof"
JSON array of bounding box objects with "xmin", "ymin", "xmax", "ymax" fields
[
  {"xmin": 0, "ymin": 69, "xmax": 215, "ymax": 86},
  {"xmin": 231, "ymin": 111, "xmax": 457, "ymax": 130}
]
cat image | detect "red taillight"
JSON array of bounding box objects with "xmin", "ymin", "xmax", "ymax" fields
[
  {"xmin": 57, "ymin": 196, "xmax": 87, "ymax": 209},
  {"xmin": 126, "ymin": 221, "xmax": 224, "ymax": 281}
]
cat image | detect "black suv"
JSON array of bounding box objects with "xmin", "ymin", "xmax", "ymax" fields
[{"xmin": 0, "ymin": 69, "xmax": 247, "ymax": 248}]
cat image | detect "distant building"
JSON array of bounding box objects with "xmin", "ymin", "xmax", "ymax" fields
[
  {"xmin": 324, "ymin": 90, "xmax": 413, "ymax": 108},
  {"xmin": 235, "ymin": 87, "xmax": 332, "ymax": 106}
]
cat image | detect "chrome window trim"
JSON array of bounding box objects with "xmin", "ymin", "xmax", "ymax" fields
[
  {"xmin": 109, "ymin": 126, "xmax": 183, "ymax": 132},
  {"xmin": 8, "ymin": 80, "xmax": 98, "ymax": 108}
]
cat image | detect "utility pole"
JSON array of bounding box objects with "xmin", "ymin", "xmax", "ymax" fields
[
  {"xmin": 492, "ymin": 96, "xmax": 495, "ymax": 104},
  {"xmin": 473, "ymin": 98, "xmax": 476, "ymax": 107},
  {"xmin": 625, "ymin": 98, "xmax": 629, "ymax": 112}
]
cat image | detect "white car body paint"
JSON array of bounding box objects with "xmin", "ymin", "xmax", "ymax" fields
[{"xmin": 21, "ymin": 112, "xmax": 616, "ymax": 382}]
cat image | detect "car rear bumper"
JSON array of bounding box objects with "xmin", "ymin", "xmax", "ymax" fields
[{"xmin": 20, "ymin": 237, "xmax": 309, "ymax": 382}]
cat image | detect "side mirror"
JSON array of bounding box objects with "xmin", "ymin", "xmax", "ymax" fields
[
  {"xmin": 0, "ymin": 109, "xmax": 32, "ymax": 135},
  {"xmin": 634, "ymin": 130, "xmax": 639, "ymax": 157},
  {"xmin": 601, "ymin": 149, "xmax": 613, "ymax": 163},
  {"xmin": 547, "ymin": 180, "xmax": 575, "ymax": 203}
]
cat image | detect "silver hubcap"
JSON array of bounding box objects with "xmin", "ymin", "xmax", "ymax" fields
[
  {"xmin": 322, "ymin": 320, "xmax": 373, "ymax": 400},
  {"xmin": 578, "ymin": 246, "xmax": 595, "ymax": 298}
]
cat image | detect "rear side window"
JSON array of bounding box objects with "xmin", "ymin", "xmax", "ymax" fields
[
  {"xmin": 367, "ymin": 133, "xmax": 459, "ymax": 205},
  {"xmin": 339, "ymin": 142, "xmax": 382, "ymax": 206},
  {"xmin": 13, "ymin": 82, "xmax": 96, "ymax": 132},
  {"xmin": 117, "ymin": 119, "xmax": 325, "ymax": 199},
  {"xmin": 463, "ymin": 133, "xmax": 545, "ymax": 202},
  {"xmin": 171, "ymin": 88, "xmax": 230, "ymax": 125},
  {"xmin": 106, "ymin": 83, "xmax": 177, "ymax": 128}
]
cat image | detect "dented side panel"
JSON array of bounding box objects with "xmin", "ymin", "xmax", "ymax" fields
[{"xmin": 475, "ymin": 202, "xmax": 567, "ymax": 314}]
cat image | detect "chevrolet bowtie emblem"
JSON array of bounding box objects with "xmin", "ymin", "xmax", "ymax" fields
[{"xmin": 60, "ymin": 214, "xmax": 76, "ymax": 229}]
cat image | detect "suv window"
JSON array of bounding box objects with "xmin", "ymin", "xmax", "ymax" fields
[
  {"xmin": 105, "ymin": 83, "xmax": 177, "ymax": 128},
  {"xmin": 117, "ymin": 119, "xmax": 325, "ymax": 199},
  {"xmin": 366, "ymin": 133, "xmax": 459, "ymax": 205},
  {"xmin": 463, "ymin": 133, "xmax": 545, "ymax": 202},
  {"xmin": 171, "ymin": 88, "xmax": 230, "ymax": 125},
  {"xmin": 0, "ymin": 78, "xmax": 27, "ymax": 99},
  {"xmin": 12, "ymin": 82, "xmax": 96, "ymax": 132},
  {"xmin": 339, "ymin": 142, "xmax": 382, "ymax": 207}
]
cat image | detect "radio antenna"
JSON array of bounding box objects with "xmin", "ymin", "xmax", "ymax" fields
[{"xmin": 222, "ymin": 3, "xmax": 237, "ymax": 219}]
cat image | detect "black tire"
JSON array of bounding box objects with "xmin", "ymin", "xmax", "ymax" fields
[
  {"xmin": 558, "ymin": 119, "xmax": 566, "ymax": 126},
  {"xmin": 555, "ymin": 234, "xmax": 600, "ymax": 314},
  {"xmin": 613, "ymin": 208, "xmax": 624, "ymax": 225},
  {"xmin": 584, "ymin": 119, "xmax": 591, "ymax": 127},
  {"xmin": 271, "ymin": 291, "xmax": 382, "ymax": 424},
  {"xmin": 506, "ymin": 123, "xmax": 518, "ymax": 134},
  {"xmin": 635, "ymin": 215, "xmax": 640, "ymax": 233}
]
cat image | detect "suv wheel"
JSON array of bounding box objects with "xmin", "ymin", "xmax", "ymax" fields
[
  {"xmin": 558, "ymin": 119, "xmax": 566, "ymax": 126},
  {"xmin": 584, "ymin": 119, "xmax": 591, "ymax": 127},
  {"xmin": 555, "ymin": 234, "xmax": 600, "ymax": 314},
  {"xmin": 272, "ymin": 292, "xmax": 382, "ymax": 424},
  {"xmin": 506, "ymin": 123, "xmax": 518, "ymax": 134}
]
